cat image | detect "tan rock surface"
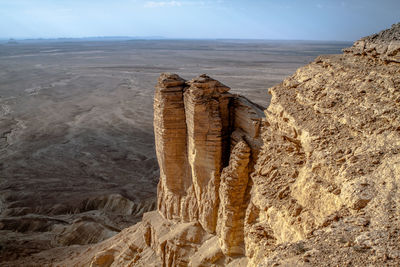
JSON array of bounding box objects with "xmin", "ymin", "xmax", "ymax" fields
[
  {"xmin": 154, "ymin": 73, "xmax": 198, "ymax": 223},
  {"xmin": 217, "ymin": 140, "xmax": 251, "ymax": 256},
  {"xmin": 184, "ymin": 74, "xmax": 232, "ymax": 233},
  {"xmin": 246, "ymin": 24, "xmax": 400, "ymax": 266},
  {"xmin": 344, "ymin": 23, "xmax": 400, "ymax": 63},
  {"xmin": 155, "ymin": 73, "xmax": 264, "ymax": 237}
]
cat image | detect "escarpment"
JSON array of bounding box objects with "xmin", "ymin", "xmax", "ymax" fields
[
  {"xmin": 60, "ymin": 24, "xmax": 400, "ymax": 267},
  {"xmin": 155, "ymin": 73, "xmax": 263, "ymax": 240},
  {"xmin": 247, "ymin": 23, "xmax": 400, "ymax": 266}
]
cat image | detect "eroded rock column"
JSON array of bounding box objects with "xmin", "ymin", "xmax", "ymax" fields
[
  {"xmin": 184, "ymin": 74, "xmax": 231, "ymax": 233},
  {"xmin": 154, "ymin": 73, "xmax": 264, "ymax": 243},
  {"xmin": 154, "ymin": 73, "xmax": 197, "ymax": 222},
  {"xmin": 217, "ymin": 140, "xmax": 251, "ymax": 255}
]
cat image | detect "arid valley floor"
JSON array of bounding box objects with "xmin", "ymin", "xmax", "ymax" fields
[{"xmin": 0, "ymin": 39, "xmax": 351, "ymax": 264}]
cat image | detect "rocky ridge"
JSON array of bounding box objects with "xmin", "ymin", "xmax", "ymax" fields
[
  {"xmin": 343, "ymin": 23, "xmax": 400, "ymax": 63},
  {"xmin": 8, "ymin": 24, "xmax": 400, "ymax": 266}
]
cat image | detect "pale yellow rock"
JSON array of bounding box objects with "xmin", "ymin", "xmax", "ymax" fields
[
  {"xmin": 343, "ymin": 23, "xmax": 400, "ymax": 63},
  {"xmin": 217, "ymin": 140, "xmax": 251, "ymax": 255},
  {"xmin": 184, "ymin": 74, "xmax": 232, "ymax": 234},
  {"xmin": 230, "ymin": 95, "xmax": 264, "ymax": 167},
  {"xmin": 246, "ymin": 24, "xmax": 400, "ymax": 266},
  {"xmin": 151, "ymin": 73, "xmax": 263, "ymax": 265},
  {"xmin": 154, "ymin": 73, "xmax": 198, "ymax": 222},
  {"xmin": 189, "ymin": 236, "xmax": 224, "ymax": 267}
]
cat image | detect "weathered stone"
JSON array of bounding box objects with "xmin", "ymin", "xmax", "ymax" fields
[
  {"xmin": 343, "ymin": 23, "xmax": 400, "ymax": 62},
  {"xmin": 184, "ymin": 74, "xmax": 232, "ymax": 234},
  {"xmin": 154, "ymin": 73, "xmax": 198, "ymax": 223},
  {"xmin": 217, "ymin": 140, "xmax": 251, "ymax": 255},
  {"xmin": 246, "ymin": 24, "xmax": 400, "ymax": 266}
]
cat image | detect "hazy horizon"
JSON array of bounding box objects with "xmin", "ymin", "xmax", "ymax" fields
[
  {"xmin": 0, "ymin": 36, "xmax": 356, "ymax": 42},
  {"xmin": 1, "ymin": 0, "xmax": 399, "ymax": 41}
]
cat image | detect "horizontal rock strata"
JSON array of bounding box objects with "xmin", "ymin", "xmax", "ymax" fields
[
  {"xmin": 154, "ymin": 73, "xmax": 264, "ymax": 238},
  {"xmin": 183, "ymin": 74, "xmax": 231, "ymax": 233},
  {"xmin": 217, "ymin": 140, "xmax": 251, "ymax": 256},
  {"xmin": 154, "ymin": 73, "xmax": 198, "ymax": 223}
]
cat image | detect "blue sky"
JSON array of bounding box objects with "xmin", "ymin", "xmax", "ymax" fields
[{"xmin": 0, "ymin": 0, "xmax": 399, "ymax": 41}]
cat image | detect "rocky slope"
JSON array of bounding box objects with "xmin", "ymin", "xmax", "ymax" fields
[
  {"xmin": 53, "ymin": 72, "xmax": 265, "ymax": 267},
  {"xmin": 6, "ymin": 23, "xmax": 400, "ymax": 266}
]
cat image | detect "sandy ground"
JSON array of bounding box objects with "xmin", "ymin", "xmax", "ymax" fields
[{"xmin": 0, "ymin": 39, "xmax": 351, "ymax": 263}]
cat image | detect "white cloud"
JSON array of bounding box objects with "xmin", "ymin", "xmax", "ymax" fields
[
  {"xmin": 144, "ymin": 1, "xmax": 182, "ymax": 8},
  {"xmin": 144, "ymin": 1, "xmax": 208, "ymax": 8}
]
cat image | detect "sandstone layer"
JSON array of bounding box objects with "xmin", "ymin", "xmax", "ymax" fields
[
  {"xmin": 18, "ymin": 23, "xmax": 400, "ymax": 267},
  {"xmin": 155, "ymin": 73, "xmax": 263, "ymax": 239}
]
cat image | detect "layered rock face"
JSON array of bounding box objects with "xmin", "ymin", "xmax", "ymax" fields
[
  {"xmin": 154, "ymin": 73, "xmax": 197, "ymax": 223},
  {"xmin": 217, "ymin": 140, "xmax": 251, "ymax": 256},
  {"xmin": 59, "ymin": 74, "xmax": 263, "ymax": 267},
  {"xmin": 155, "ymin": 73, "xmax": 263, "ymax": 239},
  {"xmin": 183, "ymin": 75, "xmax": 232, "ymax": 233},
  {"xmin": 59, "ymin": 24, "xmax": 400, "ymax": 267}
]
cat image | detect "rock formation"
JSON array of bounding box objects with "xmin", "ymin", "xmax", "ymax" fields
[
  {"xmin": 183, "ymin": 75, "xmax": 231, "ymax": 233},
  {"xmin": 154, "ymin": 73, "xmax": 263, "ymax": 238},
  {"xmin": 52, "ymin": 72, "xmax": 264, "ymax": 267},
  {"xmin": 343, "ymin": 22, "xmax": 400, "ymax": 63},
  {"xmin": 217, "ymin": 140, "xmax": 251, "ymax": 256},
  {"xmin": 247, "ymin": 23, "xmax": 400, "ymax": 266},
  {"xmin": 20, "ymin": 23, "xmax": 400, "ymax": 267},
  {"xmin": 154, "ymin": 73, "xmax": 197, "ymax": 223}
]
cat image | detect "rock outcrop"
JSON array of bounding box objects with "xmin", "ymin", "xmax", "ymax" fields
[
  {"xmin": 246, "ymin": 23, "xmax": 400, "ymax": 266},
  {"xmin": 53, "ymin": 23, "xmax": 400, "ymax": 267},
  {"xmin": 154, "ymin": 73, "xmax": 197, "ymax": 223},
  {"xmin": 155, "ymin": 73, "xmax": 263, "ymax": 238},
  {"xmin": 217, "ymin": 140, "xmax": 251, "ymax": 256},
  {"xmin": 53, "ymin": 73, "xmax": 264, "ymax": 267},
  {"xmin": 344, "ymin": 22, "xmax": 400, "ymax": 63},
  {"xmin": 183, "ymin": 75, "xmax": 231, "ymax": 233}
]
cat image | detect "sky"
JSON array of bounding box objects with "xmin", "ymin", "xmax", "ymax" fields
[{"xmin": 0, "ymin": 0, "xmax": 399, "ymax": 41}]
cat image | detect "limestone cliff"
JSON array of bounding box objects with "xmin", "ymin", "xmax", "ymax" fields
[{"xmin": 59, "ymin": 23, "xmax": 400, "ymax": 267}]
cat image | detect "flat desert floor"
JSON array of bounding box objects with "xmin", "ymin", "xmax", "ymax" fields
[{"xmin": 0, "ymin": 39, "xmax": 351, "ymax": 263}]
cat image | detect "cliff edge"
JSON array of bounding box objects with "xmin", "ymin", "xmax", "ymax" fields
[{"xmin": 53, "ymin": 23, "xmax": 400, "ymax": 267}]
